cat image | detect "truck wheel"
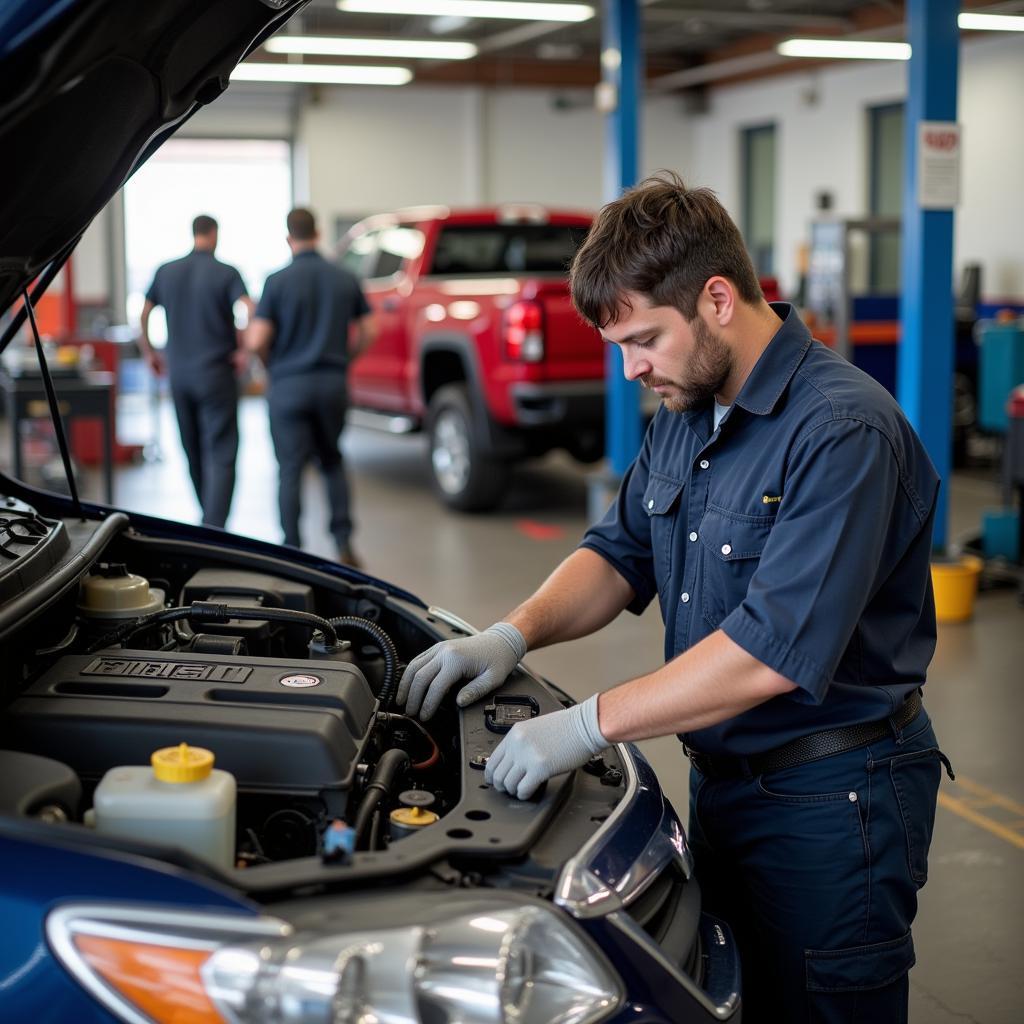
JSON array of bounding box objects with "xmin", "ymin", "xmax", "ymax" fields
[{"xmin": 427, "ymin": 385, "xmax": 507, "ymax": 511}]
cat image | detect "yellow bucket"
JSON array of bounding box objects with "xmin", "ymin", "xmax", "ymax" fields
[{"xmin": 931, "ymin": 555, "xmax": 984, "ymax": 623}]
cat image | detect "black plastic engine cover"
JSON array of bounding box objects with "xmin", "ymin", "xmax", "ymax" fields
[{"xmin": 2, "ymin": 651, "xmax": 376, "ymax": 801}]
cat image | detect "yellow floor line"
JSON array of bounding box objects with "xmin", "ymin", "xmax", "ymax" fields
[
  {"xmin": 949, "ymin": 774, "xmax": 1024, "ymax": 818},
  {"xmin": 938, "ymin": 791, "xmax": 1024, "ymax": 851}
]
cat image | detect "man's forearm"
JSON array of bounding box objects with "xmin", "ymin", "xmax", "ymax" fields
[
  {"xmin": 138, "ymin": 303, "xmax": 154, "ymax": 354},
  {"xmin": 350, "ymin": 318, "xmax": 376, "ymax": 359},
  {"xmin": 598, "ymin": 629, "xmax": 797, "ymax": 743},
  {"xmin": 505, "ymin": 548, "xmax": 635, "ymax": 651}
]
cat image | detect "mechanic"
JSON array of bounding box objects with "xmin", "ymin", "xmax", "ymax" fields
[
  {"xmin": 397, "ymin": 172, "xmax": 953, "ymax": 1022},
  {"xmin": 246, "ymin": 207, "xmax": 376, "ymax": 567},
  {"xmin": 140, "ymin": 214, "xmax": 253, "ymax": 528}
]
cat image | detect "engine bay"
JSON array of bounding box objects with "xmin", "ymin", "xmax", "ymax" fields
[{"xmin": 0, "ymin": 498, "xmax": 615, "ymax": 888}]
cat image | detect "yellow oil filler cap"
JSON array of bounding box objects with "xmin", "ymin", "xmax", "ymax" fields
[
  {"xmin": 390, "ymin": 804, "xmax": 439, "ymax": 829},
  {"xmin": 152, "ymin": 743, "xmax": 215, "ymax": 783}
]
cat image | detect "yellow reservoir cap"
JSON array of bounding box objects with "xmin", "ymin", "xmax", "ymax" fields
[
  {"xmin": 152, "ymin": 743, "xmax": 214, "ymax": 783},
  {"xmin": 389, "ymin": 805, "xmax": 438, "ymax": 828}
]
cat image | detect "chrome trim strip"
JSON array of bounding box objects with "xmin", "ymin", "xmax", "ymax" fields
[
  {"xmin": 46, "ymin": 903, "xmax": 289, "ymax": 1024},
  {"xmin": 555, "ymin": 741, "xmax": 642, "ymax": 918},
  {"xmin": 555, "ymin": 746, "xmax": 694, "ymax": 920},
  {"xmin": 509, "ymin": 381, "xmax": 604, "ymax": 398},
  {"xmin": 426, "ymin": 605, "xmax": 480, "ymax": 636}
]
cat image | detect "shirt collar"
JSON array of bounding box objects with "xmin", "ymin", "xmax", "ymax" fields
[
  {"xmin": 292, "ymin": 249, "xmax": 320, "ymax": 261},
  {"xmin": 732, "ymin": 302, "xmax": 813, "ymax": 417}
]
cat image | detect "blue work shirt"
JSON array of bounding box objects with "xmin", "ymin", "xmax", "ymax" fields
[
  {"xmin": 581, "ymin": 304, "xmax": 940, "ymax": 756},
  {"xmin": 145, "ymin": 250, "xmax": 246, "ymax": 382},
  {"xmin": 255, "ymin": 251, "xmax": 370, "ymax": 380}
]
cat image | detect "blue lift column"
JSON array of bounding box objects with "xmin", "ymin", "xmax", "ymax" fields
[
  {"xmin": 602, "ymin": 0, "xmax": 643, "ymax": 478},
  {"xmin": 898, "ymin": 0, "xmax": 959, "ymax": 549}
]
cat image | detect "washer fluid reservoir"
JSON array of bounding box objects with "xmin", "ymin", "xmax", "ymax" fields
[
  {"xmin": 78, "ymin": 563, "xmax": 165, "ymax": 619},
  {"xmin": 92, "ymin": 743, "xmax": 236, "ymax": 871}
]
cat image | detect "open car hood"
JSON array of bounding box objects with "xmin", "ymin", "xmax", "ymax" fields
[{"xmin": 0, "ymin": 0, "xmax": 305, "ymax": 333}]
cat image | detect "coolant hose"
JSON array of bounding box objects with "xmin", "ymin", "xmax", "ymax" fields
[
  {"xmin": 353, "ymin": 748, "xmax": 410, "ymax": 850},
  {"xmin": 328, "ymin": 616, "xmax": 399, "ymax": 708}
]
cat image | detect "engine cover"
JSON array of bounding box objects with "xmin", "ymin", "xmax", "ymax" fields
[{"xmin": 2, "ymin": 652, "xmax": 377, "ymax": 804}]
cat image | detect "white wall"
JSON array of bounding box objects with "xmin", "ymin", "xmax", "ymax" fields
[
  {"xmin": 957, "ymin": 34, "xmax": 1024, "ymax": 301},
  {"xmin": 689, "ymin": 61, "xmax": 907, "ymax": 297},
  {"xmin": 295, "ymin": 85, "xmax": 692, "ymax": 234},
  {"xmin": 686, "ymin": 33, "xmax": 1024, "ymax": 301},
  {"xmin": 87, "ymin": 32, "xmax": 1024, "ymax": 313}
]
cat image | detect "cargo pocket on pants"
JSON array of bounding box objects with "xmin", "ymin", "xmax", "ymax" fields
[{"xmin": 806, "ymin": 930, "xmax": 915, "ymax": 993}]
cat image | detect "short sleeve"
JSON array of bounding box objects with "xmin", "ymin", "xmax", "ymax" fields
[
  {"xmin": 145, "ymin": 267, "xmax": 163, "ymax": 306},
  {"xmin": 255, "ymin": 274, "xmax": 278, "ymax": 322},
  {"xmin": 720, "ymin": 419, "xmax": 921, "ymax": 703},
  {"xmin": 578, "ymin": 423, "xmax": 657, "ymax": 614},
  {"xmin": 227, "ymin": 267, "xmax": 247, "ymax": 304}
]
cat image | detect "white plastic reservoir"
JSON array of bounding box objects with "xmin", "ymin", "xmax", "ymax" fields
[{"xmin": 92, "ymin": 743, "xmax": 236, "ymax": 871}]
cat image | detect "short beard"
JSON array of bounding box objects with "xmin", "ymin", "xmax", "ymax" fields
[{"xmin": 642, "ymin": 316, "xmax": 733, "ymax": 413}]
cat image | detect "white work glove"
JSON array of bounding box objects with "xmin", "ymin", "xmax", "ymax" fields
[
  {"xmin": 397, "ymin": 622, "xmax": 526, "ymax": 721},
  {"xmin": 485, "ymin": 694, "xmax": 608, "ymax": 800}
]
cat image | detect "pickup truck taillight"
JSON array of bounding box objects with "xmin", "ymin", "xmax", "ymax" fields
[{"xmin": 504, "ymin": 300, "xmax": 545, "ymax": 362}]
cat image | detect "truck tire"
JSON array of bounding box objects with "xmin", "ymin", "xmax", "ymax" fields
[{"xmin": 427, "ymin": 385, "xmax": 507, "ymax": 511}]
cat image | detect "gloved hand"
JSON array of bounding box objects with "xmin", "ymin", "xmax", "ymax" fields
[
  {"xmin": 485, "ymin": 694, "xmax": 608, "ymax": 800},
  {"xmin": 397, "ymin": 622, "xmax": 526, "ymax": 721}
]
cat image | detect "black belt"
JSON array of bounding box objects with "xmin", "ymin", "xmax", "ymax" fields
[{"xmin": 685, "ymin": 690, "xmax": 923, "ymax": 780}]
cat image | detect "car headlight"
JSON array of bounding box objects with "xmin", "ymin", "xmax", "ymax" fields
[{"xmin": 47, "ymin": 901, "xmax": 621, "ymax": 1024}]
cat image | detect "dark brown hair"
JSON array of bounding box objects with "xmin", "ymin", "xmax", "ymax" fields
[
  {"xmin": 570, "ymin": 171, "xmax": 762, "ymax": 328},
  {"xmin": 192, "ymin": 214, "xmax": 217, "ymax": 237},
  {"xmin": 286, "ymin": 207, "xmax": 317, "ymax": 241}
]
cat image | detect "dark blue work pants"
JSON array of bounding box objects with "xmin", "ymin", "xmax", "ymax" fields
[
  {"xmin": 688, "ymin": 710, "xmax": 949, "ymax": 1024},
  {"xmin": 267, "ymin": 371, "xmax": 352, "ymax": 551},
  {"xmin": 170, "ymin": 370, "xmax": 238, "ymax": 529}
]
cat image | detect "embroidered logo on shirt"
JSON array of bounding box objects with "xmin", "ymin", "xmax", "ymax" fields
[{"xmin": 762, "ymin": 494, "xmax": 782, "ymax": 504}]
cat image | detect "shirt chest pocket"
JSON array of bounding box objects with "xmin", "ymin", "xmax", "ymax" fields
[
  {"xmin": 642, "ymin": 474, "xmax": 685, "ymax": 583},
  {"xmin": 699, "ymin": 505, "xmax": 775, "ymax": 628}
]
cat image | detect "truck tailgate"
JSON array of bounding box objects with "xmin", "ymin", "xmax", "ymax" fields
[{"xmin": 530, "ymin": 279, "xmax": 603, "ymax": 379}]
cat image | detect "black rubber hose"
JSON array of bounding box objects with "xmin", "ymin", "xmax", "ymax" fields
[
  {"xmin": 86, "ymin": 607, "xmax": 193, "ymax": 653},
  {"xmin": 328, "ymin": 616, "xmax": 399, "ymax": 708},
  {"xmin": 353, "ymin": 748, "xmax": 410, "ymax": 850},
  {"xmin": 87, "ymin": 602, "xmax": 338, "ymax": 653}
]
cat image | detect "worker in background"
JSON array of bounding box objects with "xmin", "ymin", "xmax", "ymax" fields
[
  {"xmin": 397, "ymin": 172, "xmax": 952, "ymax": 1022},
  {"xmin": 246, "ymin": 207, "xmax": 375, "ymax": 567},
  {"xmin": 139, "ymin": 214, "xmax": 253, "ymax": 528}
]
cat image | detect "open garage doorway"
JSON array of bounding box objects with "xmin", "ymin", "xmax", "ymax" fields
[
  {"xmin": 118, "ymin": 138, "xmax": 292, "ymax": 526},
  {"xmin": 124, "ymin": 137, "xmax": 292, "ymax": 342}
]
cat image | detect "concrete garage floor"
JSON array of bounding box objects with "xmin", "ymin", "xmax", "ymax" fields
[{"xmin": 40, "ymin": 395, "xmax": 1024, "ymax": 1022}]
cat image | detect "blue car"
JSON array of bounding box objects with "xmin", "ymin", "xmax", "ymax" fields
[{"xmin": 0, "ymin": 2, "xmax": 741, "ymax": 1021}]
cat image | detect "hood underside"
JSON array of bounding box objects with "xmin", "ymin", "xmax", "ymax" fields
[{"xmin": 0, "ymin": 0, "xmax": 305, "ymax": 329}]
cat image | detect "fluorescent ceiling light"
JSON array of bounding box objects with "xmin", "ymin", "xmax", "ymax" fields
[
  {"xmin": 777, "ymin": 38, "xmax": 911, "ymax": 60},
  {"xmin": 337, "ymin": 1, "xmax": 595, "ymax": 23},
  {"xmin": 265, "ymin": 36, "xmax": 478, "ymax": 59},
  {"xmin": 958, "ymin": 12, "xmax": 1024, "ymax": 31},
  {"xmin": 231, "ymin": 63, "xmax": 413, "ymax": 85}
]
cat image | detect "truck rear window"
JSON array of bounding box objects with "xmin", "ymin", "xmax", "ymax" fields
[{"xmin": 428, "ymin": 224, "xmax": 589, "ymax": 276}]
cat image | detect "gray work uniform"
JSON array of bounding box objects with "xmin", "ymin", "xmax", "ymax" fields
[
  {"xmin": 145, "ymin": 249, "xmax": 246, "ymax": 527},
  {"xmin": 255, "ymin": 250, "xmax": 370, "ymax": 551}
]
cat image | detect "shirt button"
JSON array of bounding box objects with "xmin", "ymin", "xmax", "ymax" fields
[
  {"xmin": 680, "ymin": 592, "xmax": 690, "ymax": 603},
  {"xmin": 699, "ymin": 459, "xmax": 710, "ymax": 470},
  {"xmin": 721, "ymin": 543, "xmax": 732, "ymax": 555},
  {"xmin": 689, "ymin": 531, "xmax": 698, "ymax": 542},
  {"xmin": 648, "ymin": 499, "xmax": 655, "ymax": 510}
]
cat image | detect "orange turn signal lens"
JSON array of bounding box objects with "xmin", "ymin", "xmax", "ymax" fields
[{"xmin": 74, "ymin": 934, "xmax": 226, "ymax": 1024}]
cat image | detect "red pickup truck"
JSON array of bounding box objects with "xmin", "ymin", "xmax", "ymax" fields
[{"xmin": 339, "ymin": 205, "xmax": 604, "ymax": 511}]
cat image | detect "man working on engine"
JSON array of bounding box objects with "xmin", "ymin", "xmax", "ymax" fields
[{"xmin": 397, "ymin": 172, "xmax": 950, "ymax": 1022}]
